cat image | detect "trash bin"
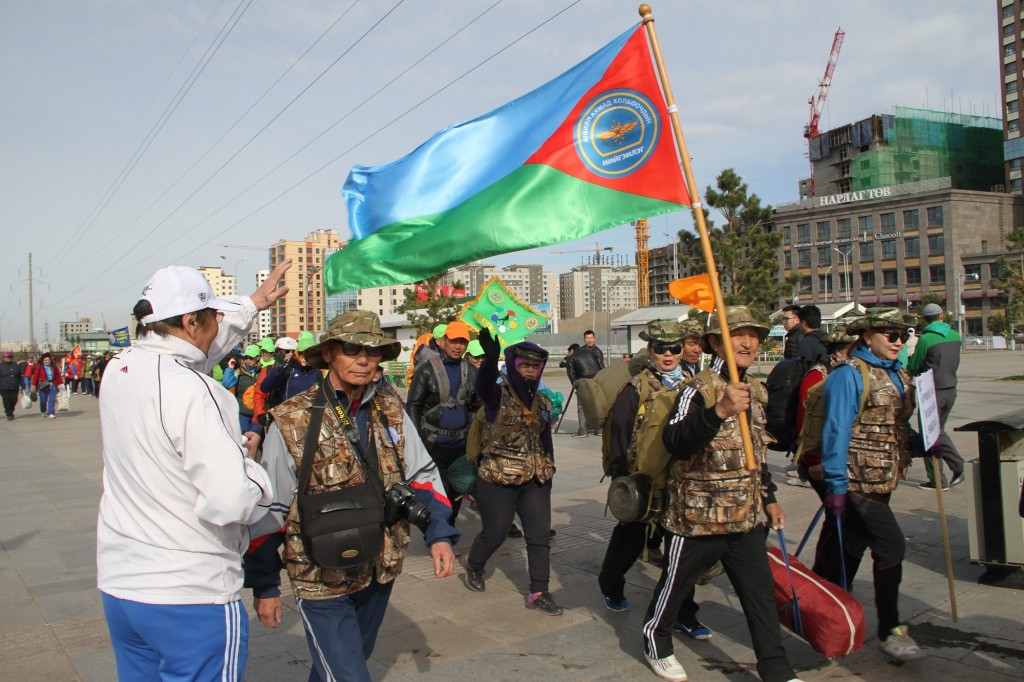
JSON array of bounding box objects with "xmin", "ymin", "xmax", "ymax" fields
[{"xmin": 956, "ymin": 410, "xmax": 1024, "ymax": 569}]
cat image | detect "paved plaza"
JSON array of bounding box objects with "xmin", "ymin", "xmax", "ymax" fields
[{"xmin": 2, "ymin": 350, "xmax": 1023, "ymax": 681}]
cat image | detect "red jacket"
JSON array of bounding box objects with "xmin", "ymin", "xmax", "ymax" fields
[{"xmin": 31, "ymin": 363, "xmax": 64, "ymax": 389}]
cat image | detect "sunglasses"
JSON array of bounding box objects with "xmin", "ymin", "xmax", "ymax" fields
[
  {"xmin": 652, "ymin": 342, "xmax": 683, "ymax": 355},
  {"xmin": 875, "ymin": 329, "xmax": 909, "ymax": 343},
  {"xmin": 340, "ymin": 341, "xmax": 384, "ymax": 357}
]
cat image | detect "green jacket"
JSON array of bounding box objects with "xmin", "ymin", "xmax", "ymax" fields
[{"xmin": 906, "ymin": 321, "xmax": 961, "ymax": 389}]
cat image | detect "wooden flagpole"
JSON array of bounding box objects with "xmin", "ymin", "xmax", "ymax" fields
[
  {"xmin": 639, "ymin": 4, "xmax": 756, "ymax": 470},
  {"xmin": 931, "ymin": 454, "xmax": 960, "ymax": 621}
]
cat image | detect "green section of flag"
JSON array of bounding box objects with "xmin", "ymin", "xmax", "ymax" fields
[
  {"xmin": 458, "ymin": 278, "xmax": 549, "ymax": 347},
  {"xmin": 325, "ymin": 164, "xmax": 687, "ymax": 294}
]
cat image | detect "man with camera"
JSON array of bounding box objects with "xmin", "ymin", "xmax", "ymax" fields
[{"xmin": 249, "ymin": 310, "xmax": 458, "ymax": 681}]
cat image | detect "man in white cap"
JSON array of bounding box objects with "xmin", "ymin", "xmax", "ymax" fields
[{"xmin": 96, "ymin": 260, "xmax": 291, "ymax": 682}]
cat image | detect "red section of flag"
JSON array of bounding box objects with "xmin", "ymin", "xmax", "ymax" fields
[{"xmin": 525, "ymin": 27, "xmax": 689, "ymax": 207}]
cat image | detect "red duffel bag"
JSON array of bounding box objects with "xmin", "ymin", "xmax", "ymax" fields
[{"xmin": 767, "ymin": 529, "xmax": 866, "ymax": 659}]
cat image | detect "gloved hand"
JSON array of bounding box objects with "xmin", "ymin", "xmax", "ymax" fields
[
  {"xmin": 479, "ymin": 328, "xmax": 501, "ymax": 361},
  {"xmin": 825, "ymin": 492, "xmax": 847, "ymax": 517}
]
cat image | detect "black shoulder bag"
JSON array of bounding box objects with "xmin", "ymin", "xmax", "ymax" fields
[{"xmin": 296, "ymin": 382, "xmax": 386, "ymax": 571}]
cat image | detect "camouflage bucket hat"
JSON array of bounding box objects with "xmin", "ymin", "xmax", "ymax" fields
[
  {"xmin": 701, "ymin": 305, "xmax": 770, "ymax": 353},
  {"xmin": 844, "ymin": 307, "xmax": 911, "ymax": 335},
  {"xmin": 824, "ymin": 329, "xmax": 858, "ymax": 346},
  {"xmin": 639, "ymin": 318, "xmax": 703, "ymax": 343},
  {"xmin": 304, "ymin": 310, "xmax": 402, "ymax": 368}
]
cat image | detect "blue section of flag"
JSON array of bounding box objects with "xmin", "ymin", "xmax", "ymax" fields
[
  {"xmin": 109, "ymin": 327, "xmax": 132, "ymax": 347},
  {"xmin": 342, "ymin": 24, "xmax": 637, "ymax": 240}
]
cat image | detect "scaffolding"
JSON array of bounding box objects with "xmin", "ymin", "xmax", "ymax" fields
[{"xmin": 846, "ymin": 107, "xmax": 1003, "ymax": 192}]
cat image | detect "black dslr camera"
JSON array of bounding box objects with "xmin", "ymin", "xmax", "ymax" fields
[{"xmin": 383, "ymin": 483, "xmax": 431, "ymax": 531}]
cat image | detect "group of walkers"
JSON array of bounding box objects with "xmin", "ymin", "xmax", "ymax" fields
[
  {"xmin": 0, "ymin": 349, "xmax": 114, "ymax": 420},
  {"xmin": 88, "ymin": 259, "xmax": 954, "ymax": 682}
]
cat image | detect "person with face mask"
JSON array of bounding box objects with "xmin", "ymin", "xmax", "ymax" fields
[{"xmin": 461, "ymin": 328, "xmax": 562, "ymax": 616}]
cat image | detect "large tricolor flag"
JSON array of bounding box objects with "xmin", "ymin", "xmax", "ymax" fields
[{"xmin": 325, "ymin": 23, "xmax": 690, "ymax": 294}]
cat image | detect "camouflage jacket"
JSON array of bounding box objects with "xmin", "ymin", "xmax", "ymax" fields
[
  {"xmin": 847, "ymin": 363, "xmax": 916, "ymax": 494},
  {"xmin": 661, "ymin": 359, "xmax": 774, "ymax": 537},
  {"xmin": 271, "ymin": 383, "xmax": 410, "ymax": 600},
  {"xmin": 477, "ymin": 383, "xmax": 554, "ymax": 487}
]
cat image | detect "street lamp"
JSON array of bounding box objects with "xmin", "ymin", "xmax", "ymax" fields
[
  {"xmin": 306, "ymin": 265, "xmax": 323, "ymax": 333},
  {"xmin": 663, "ymin": 231, "xmax": 678, "ymax": 281},
  {"xmin": 954, "ymin": 271, "xmax": 979, "ymax": 337},
  {"xmin": 220, "ymin": 255, "xmax": 247, "ymax": 295},
  {"xmin": 833, "ymin": 245, "xmax": 853, "ymax": 302},
  {"xmin": 605, "ymin": 276, "xmax": 623, "ymax": 349}
]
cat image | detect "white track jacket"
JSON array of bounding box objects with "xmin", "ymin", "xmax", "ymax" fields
[{"xmin": 97, "ymin": 299, "xmax": 273, "ymax": 605}]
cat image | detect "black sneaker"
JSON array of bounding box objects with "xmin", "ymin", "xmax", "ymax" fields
[
  {"xmin": 462, "ymin": 555, "xmax": 485, "ymax": 592},
  {"xmin": 646, "ymin": 546, "xmax": 666, "ymax": 567},
  {"xmin": 950, "ymin": 471, "xmax": 965, "ymax": 487},
  {"xmin": 508, "ymin": 523, "xmax": 523, "ymax": 538},
  {"xmin": 918, "ymin": 481, "xmax": 949, "ymax": 491},
  {"xmin": 525, "ymin": 591, "xmax": 563, "ymax": 616}
]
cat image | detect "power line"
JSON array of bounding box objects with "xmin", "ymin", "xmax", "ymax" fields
[
  {"xmin": 46, "ymin": 0, "xmax": 253, "ymax": 272},
  {"xmin": 45, "ymin": 0, "xmax": 232, "ymax": 271},
  {"xmin": 41, "ymin": 0, "xmax": 585, "ymax": 311},
  {"xmin": 51, "ymin": 0, "xmax": 361, "ymax": 277}
]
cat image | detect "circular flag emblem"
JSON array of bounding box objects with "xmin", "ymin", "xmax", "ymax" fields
[
  {"xmin": 488, "ymin": 289, "xmax": 505, "ymax": 305},
  {"xmin": 574, "ymin": 89, "xmax": 660, "ymax": 179}
]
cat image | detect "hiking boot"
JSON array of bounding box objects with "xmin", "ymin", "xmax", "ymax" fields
[
  {"xmin": 950, "ymin": 471, "xmax": 965, "ymax": 487},
  {"xmin": 508, "ymin": 523, "xmax": 523, "ymax": 538},
  {"xmin": 879, "ymin": 625, "xmax": 926, "ymax": 662},
  {"xmin": 644, "ymin": 652, "xmax": 687, "ymax": 681},
  {"xmin": 603, "ymin": 594, "xmax": 629, "ymax": 612},
  {"xmin": 674, "ymin": 620, "xmax": 713, "ymax": 641},
  {"xmin": 918, "ymin": 481, "xmax": 949, "ymax": 491},
  {"xmin": 462, "ymin": 555, "xmax": 485, "ymax": 592},
  {"xmin": 525, "ymin": 591, "xmax": 563, "ymax": 616},
  {"xmin": 696, "ymin": 561, "xmax": 725, "ymax": 585}
]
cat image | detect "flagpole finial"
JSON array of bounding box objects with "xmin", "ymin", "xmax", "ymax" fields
[{"xmin": 638, "ymin": 4, "xmax": 653, "ymax": 20}]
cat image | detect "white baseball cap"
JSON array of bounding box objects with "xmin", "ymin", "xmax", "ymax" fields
[
  {"xmin": 139, "ymin": 266, "xmax": 241, "ymax": 325},
  {"xmin": 275, "ymin": 336, "xmax": 297, "ymax": 350}
]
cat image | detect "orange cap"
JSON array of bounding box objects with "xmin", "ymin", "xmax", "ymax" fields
[{"xmin": 444, "ymin": 321, "xmax": 472, "ymax": 341}]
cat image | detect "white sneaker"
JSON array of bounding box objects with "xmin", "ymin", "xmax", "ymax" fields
[
  {"xmin": 644, "ymin": 652, "xmax": 687, "ymax": 681},
  {"xmin": 879, "ymin": 625, "xmax": 926, "ymax": 662},
  {"xmin": 47, "ymin": 414, "xmax": 56, "ymax": 419}
]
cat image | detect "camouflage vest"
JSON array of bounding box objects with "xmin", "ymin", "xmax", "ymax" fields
[
  {"xmin": 625, "ymin": 369, "xmax": 672, "ymax": 472},
  {"xmin": 847, "ymin": 363, "xmax": 916, "ymax": 494},
  {"xmin": 477, "ymin": 383, "xmax": 554, "ymax": 486},
  {"xmin": 271, "ymin": 384, "xmax": 410, "ymax": 600},
  {"xmin": 662, "ymin": 371, "xmax": 772, "ymax": 537}
]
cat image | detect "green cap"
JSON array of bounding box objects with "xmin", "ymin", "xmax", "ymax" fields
[
  {"xmin": 257, "ymin": 337, "xmax": 276, "ymax": 353},
  {"xmin": 701, "ymin": 306, "xmax": 770, "ymax": 353},
  {"xmin": 432, "ymin": 324, "xmax": 447, "ymax": 339},
  {"xmin": 466, "ymin": 340, "xmax": 484, "ymax": 357},
  {"xmin": 242, "ymin": 344, "xmax": 260, "ymax": 358},
  {"xmin": 296, "ymin": 330, "xmax": 316, "ymax": 353}
]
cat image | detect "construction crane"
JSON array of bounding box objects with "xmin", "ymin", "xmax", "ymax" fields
[
  {"xmin": 220, "ymin": 244, "xmax": 269, "ymax": 251},
  {"xmin": 632, "ymin": 219, "xmax": 650, "ymax": 307},
  {"xmin": 552, "ymin": 241, "xmax": 613, "ymax": 265},
  {"xmin": 804, "ymin": 27, "xmax": 845, "ymax": 198}
]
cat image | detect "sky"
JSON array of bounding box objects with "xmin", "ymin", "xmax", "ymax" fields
[{"xmin": 0, "ymin": 0, "xmax": 1002, "ymax": 342}]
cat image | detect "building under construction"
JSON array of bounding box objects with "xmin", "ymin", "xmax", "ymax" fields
[
  {"xmin": 799, "ymin": 107, "xmax": 1005, "ymax": 201},
  {"xmin": 774, "ymin": 106, "xmax": 1021, "ymax": 335}
]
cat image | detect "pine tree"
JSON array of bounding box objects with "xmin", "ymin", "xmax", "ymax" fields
[
  {"xmin": 991, "ymin": 226, "xmax": 1024, "ymax": 335},
  {"xmin": 677, "ymin": 169, "xmax": 799, "ymax": 316}
]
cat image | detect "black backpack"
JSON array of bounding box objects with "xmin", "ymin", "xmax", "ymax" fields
[{"xmin": 764, "ymin": 358, "xmax": 808, "ymax": 452}]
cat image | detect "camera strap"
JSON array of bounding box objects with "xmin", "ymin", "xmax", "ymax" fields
[
  {"xmin": 321, "ymin": 381, "xmax": 387, "ymax": 495},
  {"xmin": 296, "ymin": 381, "xmax": 327, "ymax": 499}
]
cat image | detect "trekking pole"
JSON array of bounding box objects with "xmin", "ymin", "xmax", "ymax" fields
[
  {"xmin": 931, "ymin": 454, "xmax": 959, "ymax": 622},
  {"xmin": 776, "ymin": 528, "xmax": 804, "ymax": 637},
  {"xmin": 795, "ymin": 504, "xmax": 825, "ymax": 559},
  {"xmin": 554, "ymin": 386, "xmax": 574, "ymax": 434},
  {"xmin": 836, "ymin": 507, "xmax": 848, "ymax": 592}
]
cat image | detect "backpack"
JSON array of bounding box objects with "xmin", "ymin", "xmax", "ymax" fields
[
  {"xmin": 764, "ymin": 358, "xmax": 809, "ymax": 452},
  {"xmin": 794, "ymin": 358, "xmax": 871, "ymax": 462},
  {"xmin": 607, "ymin": 369, "xmax": 717, "ymax": 523},
  {"xmin": 241, "ymin": 382, "xmax": 257, "ymax": 411},
  {"xmin": 576, "ymin": 354, "xmax": 648, "ymax": 432}
]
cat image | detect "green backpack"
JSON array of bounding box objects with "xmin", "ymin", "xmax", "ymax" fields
[{"xmin": 794, "ymin": 358, "xmax": 871, "ymax": 462}]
